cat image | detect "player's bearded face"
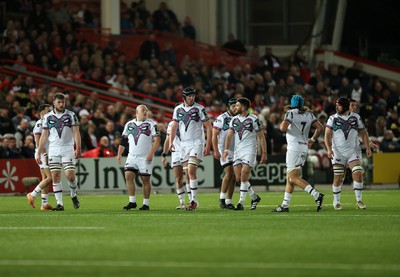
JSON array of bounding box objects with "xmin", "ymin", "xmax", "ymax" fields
[
  {"xmin": 54, "ymin": 99, "xmax": 65, "ymax": 113},
  {"xmin": 336, "ymin": 103, "xmax": 343, "ymax": 114},
  {"xmin": 235, "ymin": 103, "xmax": 244, "ymax": 114}
]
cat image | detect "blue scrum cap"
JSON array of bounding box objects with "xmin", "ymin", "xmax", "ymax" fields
[{"xmin": 291, "ymin": 95, "xmax": 304, "ymax": 108}]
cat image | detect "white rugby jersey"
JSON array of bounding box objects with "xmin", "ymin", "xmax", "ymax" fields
[
  {"xmin": 283, "ymin": 108, "xmax": 318, "ymax": 152},
  {"xmin": 167, "ymin": 121, "xmax": 181, "ymax": 152},
  {"xmin": 326, "ymin": 112, "xmax": 365, "ymax": 156},
  {"xmin": 213, "ymin": 111, "xmax": 234, "ymax": 153},
  {"xmin": 229, "ymin": 113, "xmax": 262, "ymax": 154},
  {"xmin": 172, "ymin": 102, "xmax": 209, "ymax": 145},
  {"xmin": 42, "ymin": 109, "xmax": 79, "ymax": 148},
  {"xmin": 33, "ymin": 118, "xmax": 49, "ymax": 153},
  {"xmin": 122, "ymin": 118, "xmax": 160, "ymax": 156}
]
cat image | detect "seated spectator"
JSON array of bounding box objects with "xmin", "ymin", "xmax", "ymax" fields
[
  {"xmin": 159, "ymin": 42, "xmax": 176, "ymax": 66},
  {"xmin": 261, "ymin": 47, "xmax": 281, "ymax": 73},
  {"xmin": 14, "ymin": 118, "xmax": 30, "ymax": 147},
  {"xmin": 11, "ymin": 108, "xmax": 31, "ymax": 131},
  {"xmin": 139, "ymin": 32, "xmax": 160, "ymax": 61},
  {"xmin": 96, "ymin": 120, "xmax": 120, "ymax": 146},
  {"xmin": 0, "ymin": 105, "xmax": 15, "ymax": 135},
  {"xmin": 182, "ymin": 16, "xmax": 196, "ymax": 40},
  {"xmin": 379, "ymin": 130, "xmax": 400, "ymax": 152},
  {"xmin": 81, "ymin": 136, "xmax": 115, "ymax": 158},
  {"xmin": 152, "ymin": 2, "xmax": 178, "ymax": 31},
  {"xmin": 222, "ymin": 33, "xmax": 247, "ymax": 56},
  {"xmin": 21, "ymin": 134, "xmax": 35, "ymax": 158},
  {"xmin": 7, "ymin": 135, "xmax": 23, "ymax": 158}
]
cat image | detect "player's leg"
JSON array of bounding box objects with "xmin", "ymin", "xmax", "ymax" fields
[
  {"xmin": 174, "ymin": 165, "xmax": 186, "ymax": 209},
  {"xmin": 139, "ymin": 174, "xmax": 151, "ymax": 210},
  {"xmin": 39, "ymin": 167, "xmax": 53, "ymax": 210},
  {"xmin": 186, "ymin": 143, "xmax": 204, "ymax": 210},
  {"xmin": 49, "ymin": 161, "xmax": 64, "ymax": 211},
  {"xmin": 183, "ymin": 165, "xmax": 191, "ymax": 202},
  {"xmin": 290, "ymin": 167, "xmax": 324, "ymax": 212},
  {"xmin": 332, "ymin": 164, "xmax": 345, "ymax": 210},
  {"xmin": 123, "ymin": 169, "xmax": 137, "ymax": 210},
  {"xmin": 64, "ymin": 162, "xmax": 80, "ymax": 209},
  {"xmin": 187, "ymin": 157, "xmax": 201, "ymax": 210},
  {"xmin": 242, "ymin": 155, "xmax": 261, "ymax": 210},
  {"xmin": 219, "ymin": 162, "xmax": 232, "ymax": 208},
  {"xmin": 233, "ymin": 163, "xmax": 245, "ymax": 210},
  {"xmin": 272, "ymin": 172, "xmax": 293, "ymax": 212},
  {"xmin": 349, "ymin": 160, "xmax": 366, "ymax": 209},
  {"xmin": 224, "ymin": 165, "xmax": 236, "ymax": 209}
]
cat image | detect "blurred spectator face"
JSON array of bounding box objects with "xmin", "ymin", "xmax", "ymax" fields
[
  {"xmin": 80, "ymin": 115, "xmax": 89, "ymax": 125},
  {"xmin": 349, "ymin": 101, "xmax": 359, "ymax": 113},
  {"xmin": 105, "ymin": 121, "xmax": 115, "ymax": 132},
  {"xmin": 9, "ymin": 138, "xmax": 17, "ymax": 149},
  {"xmin": 2, "ymin": 138, "xmax": 10, "ymax": 148},
  {"xmin": 24, "ymin": 135, "xmax": 34, "ymax": 148},
  {"xmin": 20, "ymin": 119, "xmax": 29, "ymax": 130},
  {"xmin": 384, "ymin": 130, "xmax": 394, "ymax": 141},
  {"xmin": 100, "ymin": 136, "xmax": 110, "ymax": 147},
  {"xmin": 107, "ymin": 105, "xmax": 115, "ymax": 116}
]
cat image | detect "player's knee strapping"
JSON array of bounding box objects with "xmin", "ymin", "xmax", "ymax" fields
[
  {"xmin": 352, "ymin": 165, "xmax": 363, "ymax": 174},
  {"xmin": 188, "ymin": 159, "xmax": 199, "ymax": 168},
  {"xmin": 333, "ymin": 166, "xmax": 345, "ymax": 175},
  {"xmin": 49, "ymin": 163, "xmax": 62, "ymax": 171},
  {"xmin": 64, "ymin": 163, "xmax": 76, "ymax": 171}
]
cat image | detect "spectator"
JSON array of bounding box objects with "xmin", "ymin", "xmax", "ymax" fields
[
  {"xmin": 14, "ymin": 118, "xmax": 31, "ymax": 147},
  {"xmin": 0, "ymin": 105, "xmax": 15, "ymax": 135},
  {"xmin": 159, "ymin": 41, "xmax": 176, "ymax": 66},
  {"xmin": 261, "ymin": 47, "xmax": 281, "ymax": 73},
  {"xmin": 379, "ymin": 130, "xmax": 400, "ymax": 152},
  {"xmin": 81, "ymin": 136, "xmax": 115, "ymax": 158},
  {"xmin": 11, "ymin": 107, "xmax": 31, "ymax": 130},
  {"xmin": 152, "ymin": 2, "xmax": 178, "ymax": 31},
  {"xmin": 21, "ymin": 134, "xmax": 35, "ymax": 158},
  {"xmin": 387, "ymin": 111, "xmax": 400, "ymax": 137},
  {"xmin": 7, "ymin": 135, "xmax": 23, "ymax": 158},
  {"xmin": 139, "ymin": 32, "xmax": 160, "ymax": 61},
  {"xmin": 97, "ymin": 120, "xmax": 119, "ymax": 146},
  {"xmin": 182, "ymin": 16, "xmax": 196, "ymax": 40},
  {"xmin": 222, "ymin": 33, "xmax": 247, "ymax": 56}
]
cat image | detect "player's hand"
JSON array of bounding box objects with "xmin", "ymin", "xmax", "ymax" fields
[
  {"xmin": 213, "ymin": 151, "xmax": 221, "ymax": 160},
  {"xmin": 369, "ymin": 141, "xmax": 378, "ymax": 151},
  {"xmin": 162, "ymin": 156, "xmax": 167, "ymax": 167},
  {"xmin": 35, "ymin": 153, "xmax": 42, "ymax": 165},
  {"xmin": 366, "ymin": 147, "xmax": 372, "ymax": 158},
  {"xmin": 169, "ymin": 143, "xmax": 175, "ymax": 152},
  {"xmin": 75, "ymin": 148, "xmax": 81, "ymax": 159},
  {"xmin": 327, "ymin": 150, "xmax": 334, "ymax": 159},
  {"xmin": 203, "ymin": 145, "xmax": 210, "ymax": 156},
  {"xmin": 117, "ymin": 155, "xmax": 121, "ymax": 165},
  {"xmin": 222, "ymin": 151, "xmax": 227, "ymax": 162}
]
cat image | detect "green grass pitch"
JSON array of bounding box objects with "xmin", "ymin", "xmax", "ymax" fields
[{"xmin": 0, "ymin": 189, "xmax": 399, "ymax": 277}]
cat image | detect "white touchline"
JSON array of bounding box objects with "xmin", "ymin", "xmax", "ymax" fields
[
  {"xmin": 0, "ymin": 260, "xmax": 398, "ymax": 271},
  {"xmin": 0, "ymin": 227, "xmax": 105, "ymax": 230}
]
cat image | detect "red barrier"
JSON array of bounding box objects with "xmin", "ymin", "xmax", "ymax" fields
[{"xmin": 0, "ymin": 159, "xmax": 42, "ymax": 194}]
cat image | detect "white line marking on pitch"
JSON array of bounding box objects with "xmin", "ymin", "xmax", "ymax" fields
[
  {"xmin": 0, "ymin": 227, "xmax": 105, "ymax": 230},
  {"xmin": 0, "ymin": 260, "xmax": 398, "ymax": 271}
]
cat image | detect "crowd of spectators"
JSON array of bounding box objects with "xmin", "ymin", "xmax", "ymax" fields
[{"xmin": 0, "ymin": 0, "xmax": 399, "ymax": 161}]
